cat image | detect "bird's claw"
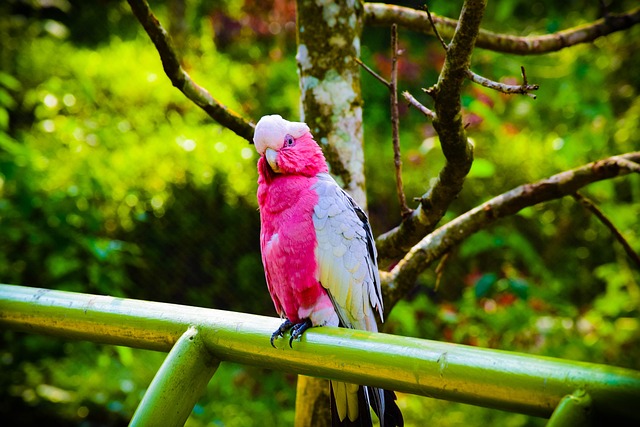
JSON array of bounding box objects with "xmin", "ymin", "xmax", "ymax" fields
[
  {"xmin": 270, "ymin": 319, "xmax": 312, "ymax": 348},
  {"xmin": 289, "ymin": 319, "xmax": 312, "ymax": 347},
  {"xmin": 271, "ymin": 319, "xmax": 293, "ymax": 348}
]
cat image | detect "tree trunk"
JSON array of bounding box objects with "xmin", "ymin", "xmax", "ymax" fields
[{"xmin": 296, "ymin": 0, "xmax": 366, "ymax": 207}]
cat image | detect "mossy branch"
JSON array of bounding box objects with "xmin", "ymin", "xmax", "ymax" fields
[
  {"xmin": 126, "ymin": 0, "xmax": 254, "ymax": 142},
  {"xmin": 365, "ymin": 3, "xmax": 640, "ymax": 55},
  {"xmin": 376, "ymin": 0, "xmax": 485, "ymax": 260},
  {"xmin": 382, "ymin": 152, "xmax": 640, "ymax": 309}
]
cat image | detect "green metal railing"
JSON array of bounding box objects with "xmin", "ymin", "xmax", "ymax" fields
[{"xmin": 1, "ymin": 284, "xmax": 639, "ymax": 426}]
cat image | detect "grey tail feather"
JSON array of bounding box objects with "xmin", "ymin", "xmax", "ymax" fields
[
  {"xmin": 329, "ymin": 383, "xmax": 404, "ymax": 427},
  {"xmin": 330, "ymin": 383, "xmax": 372, "ymax": 427},
  {"xmin": 368, "ymin": 387, "xmax": 404, "ymax": 427}
]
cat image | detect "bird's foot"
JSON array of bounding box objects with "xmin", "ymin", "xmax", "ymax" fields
[
  {"xmin": 270, "ymin": 319, "xmax": 313, "ymax": 348},
  {"xmin": 289, "ymin": 319, "xmax": 312, "ymax": 347},
  {"xmin": 271, "ymin": 319, "xmax": 293, "ymax": 348}
]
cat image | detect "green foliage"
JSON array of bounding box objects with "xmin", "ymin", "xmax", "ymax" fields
[{"xmin": 1, "ymin": 1, "xmax": 639, "ymax": 426}]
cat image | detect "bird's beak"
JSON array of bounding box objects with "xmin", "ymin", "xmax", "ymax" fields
[{"xmin": 265, "ymin": 148, "xmax": 281, "ymax": 173}]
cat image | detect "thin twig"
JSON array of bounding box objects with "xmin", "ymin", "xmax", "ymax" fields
[
  {"xmin": 403, "ymin": 91, "xmax": 436, "ymax": 120},
  {"xmin": 434, "ymin": 252, "xmax": 451, "ymax": 291},
  {"xmin": 354, "ymin": 57, "xmax": 391, "ymax": 88},
  {"xmin": 466, "ymin": 68, "xmax": 539, "ymax": 98},
  {"xmin": 572, "ymin": 192, "xmax": 640, "ymax": 269},
  {"xmin": 390, "ymin": 24, "xmax": 412, "ymax": 217},
  {"xmin": 424, "ymin": 3, "xmax": 448, "ymax": 50},
  {"xmin": 126, "ymin": 0, "xmax": 254, "ymax": 142}
]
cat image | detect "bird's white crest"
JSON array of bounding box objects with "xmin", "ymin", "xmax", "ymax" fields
[{"xmin": 253, "ymin": 115, "xmax": 310, "ymax": 155}]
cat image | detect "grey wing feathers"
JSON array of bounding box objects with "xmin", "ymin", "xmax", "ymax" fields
[{"xmin": 312, "ymin": 173, "xmax": 384, "ymax": 330}]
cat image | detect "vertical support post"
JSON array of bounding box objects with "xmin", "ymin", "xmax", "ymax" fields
[
  {"xmin": 130, "ymin": 326, "xmax": 220, "ymax": 427},
  {"xmin": 546, "ymin": 390, "xmax": 592, "ymax": 427}
]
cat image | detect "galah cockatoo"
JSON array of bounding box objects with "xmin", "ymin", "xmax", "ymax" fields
[{"xmin": 254, "ymin": 115, "xmax": 403, "ymax": 427}]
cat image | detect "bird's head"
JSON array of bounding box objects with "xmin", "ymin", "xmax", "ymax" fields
[{"xmin": 253, "ymin": 115, "xmax": 328, "ymax": 178}]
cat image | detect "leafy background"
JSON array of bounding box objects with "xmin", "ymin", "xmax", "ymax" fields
[{"xmin": 1, "ymin": 0, "xmax": 638, "ymax": 425}]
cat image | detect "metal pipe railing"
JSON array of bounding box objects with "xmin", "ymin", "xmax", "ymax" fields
[{"xmin": 1, "ymin": 284, "xmax": 639, "ymax": 424}]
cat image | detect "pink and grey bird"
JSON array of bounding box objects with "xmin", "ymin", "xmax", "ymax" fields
[{"xmin": 254, "ymin": 115, "xmax": 403, "ymax": 427}]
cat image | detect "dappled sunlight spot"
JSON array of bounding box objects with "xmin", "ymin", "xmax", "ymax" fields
[
  {"xmin": 535, "ymin": 316, "xmax": 554, "ymax": 333},
  {"xmin": 77, "ymin": 406, "xmax": 89, "ymax": 418},
  {"xmin": 85, "ymin": 133, "xmax": 98, "ymax": 146},
  {"xmin": 119, "ymin": 379, "xmax": 134, "ymax": 393},
  {"xmin": 36, "ymin": 384, "xmax": 74, "ymax": 403},
  {"xmin": 125, "ymin": 193, "xmax": 139, "ymax": 207},
  {"xmin": 176, "ymin": 137, "xmax": 196, "ymax": 152},
  {"xmin": 575, "ymin": 246, "xmax": 589, "ymax": 259},
  {"xmin": 268, "ymin": 21, "xmax": 282, "ymax": 35},
  {"xmin": 62, "ymin": 93, "xmax": 76, "ymax": 107},
  {"xmin": 72, "ymin": 127, "xmax": 84, "ymax": 141},
  {"xmin": 43, "ymin": 20, "xmax": 69, "ymax": 39},
  {"xmin": 201, "ymin": 170, "xmax": 213, "ymax": 185},
  {"xmin": 21, "ymin": 388, "xmax": 37, "ymax": 403},
  {"xmin": 41, "ymin": 119, "xmax": 55, "ymax": 132},
  {"xmin": 150, "ymin": 195, "xmax": 164, "ymax": 210},
  {"xmin": 44, "ymin": 93, "xmax": 58, "ymax": 108},
  {"xmin": 513, "ymin": 99, "xmax": 531, "ymax": 117},
  {"xmin": 482, "ymin": 299, "xmax": 497, "ymax": 313},
  {"xmin": 215, "ymin": 141, "xmax": 227, "ymax": 153},
  {"xmin": 240, "ymin": 147, "xmax": 253, "ymax": 160},
  {"xmin": 117, "ymin": 120, "xmax": 131, "ymax": 133},
  {"xmin": 551, "ymin": 137, "xmax": 564, "ymax": 150}
]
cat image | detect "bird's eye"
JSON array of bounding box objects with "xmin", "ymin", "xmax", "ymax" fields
[{"xmin": 284, "ymin": 134, "xmax": 295, "ymax": 147}]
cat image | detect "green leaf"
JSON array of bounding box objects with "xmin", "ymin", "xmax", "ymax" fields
[
  {"xmin": 508, "ymin": 278, "xmax": 529, "ymax": 300},
  {"xmin": 475, "ymin": 273, "xmax": 497, "ymax": 298},
  {"xmin": 0, "ymin": 72, "xmax": 21, "ymax": 91},
  {"xmin": 0, "ymin": 88, "xmax": 15, "ymax": 108}
]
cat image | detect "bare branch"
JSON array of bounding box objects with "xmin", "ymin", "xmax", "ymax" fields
[
  {"xmin": 365, "ymin": 3, "xmax": 640, "ymax": 55},
  {"xmin": 355, "ymin": 57, "xmax": 391, "ymax": 88},
  {"xmin": 466, "ymin": 67, "xmax": 539, "ymax": 98},
  {"xmin": 611, "ymin": 155, "xmax": 640, "ymax": 173},
  {"xmin": 390, "ymin": 25, "xmax": 412, "ymax": 217},
  {"xmin": 378, "ymin": 0, "xmax": 485, "ymax": 261},
  {"xmin": 382, "ymin": 152, "xmax": 640, "ymax": 308},
  {"xmin": 423, "ymin": 3, "xmax": 448, "ymax": 51},
  {"xmin": 572, "ymin": 192, "xmax": 640, "ymax": 269},
  {"xmin": 434, "ymin": 251, "xmax": 450, "ymax": 291},
  {"xmin": 126, "ymin": 0, "xmax": 254, "ymax": 142},
  {"xmin": 403, "ymin": 91, "xmax": 436, "ymax": 120}
]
